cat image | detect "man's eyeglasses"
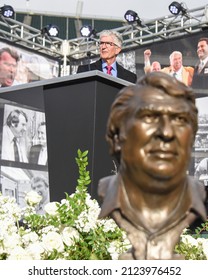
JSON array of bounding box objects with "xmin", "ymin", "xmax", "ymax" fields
[{"xmin": 99, "ymin": 41, "xmax": 118, "ymax": 47}]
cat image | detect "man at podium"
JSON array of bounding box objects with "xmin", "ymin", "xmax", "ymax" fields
[{"xmin": 77, "ymin": 29, "xmax": 137, "ymax": 84}]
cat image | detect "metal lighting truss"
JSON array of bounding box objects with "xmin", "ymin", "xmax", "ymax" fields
[
  {"xmin": 67, "ymin": 5, "xmax": 208, "ymax": 60},
  {"xmin": 0, "ymin": 15, "xmax": 64, "ymax": 58},
  {"xmin": 0, "ymin": 5, "xmax": 208, "ymax": 71}
]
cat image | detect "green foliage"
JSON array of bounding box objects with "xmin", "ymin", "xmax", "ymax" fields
[
  {"xmin": 13, "ymin": 149, "xmax": 129, "ymax": 260},
  {"xmin": 194, "ymin": 220, "xmax": 208, "ymax": 237},
  {"xmin": 175, "ymin": 240, "xmax": 206, "ymax": 260}
]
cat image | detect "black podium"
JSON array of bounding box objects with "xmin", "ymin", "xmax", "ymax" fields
[{"xmin": 0, "ymin": 71, "xmax": 131, "ymax": 203}]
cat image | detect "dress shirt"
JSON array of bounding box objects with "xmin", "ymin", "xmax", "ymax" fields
[
  {"xmin": 102, "ymin": 61, "xmax": 117, "ymax": 77},
  {"xmin": 171, "ymin": 67, "xmax": 182, "ymax": 82},
  {"xmin": 1, "ymin": 125, "xmax": 28, "ymax": 162},
  {"xmin": 38, "ymin": 146, "xmax": 48, "ymax": 165},
  {"xmin": 198, "ymin": 57, "xmax": 208, "ymax": 73},
  {"xmin": 200, "ymin": 57, "xmax": 208, "ymax": 67}
]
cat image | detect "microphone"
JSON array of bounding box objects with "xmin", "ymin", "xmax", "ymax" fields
[{"xmin": 87, "ymin": 52, "xmax": 91, "ymax": 71}]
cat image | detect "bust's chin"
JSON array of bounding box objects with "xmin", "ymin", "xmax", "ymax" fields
[{"xmin": 146, "ymin": 161, "xmax": 179, "ymax": 179}]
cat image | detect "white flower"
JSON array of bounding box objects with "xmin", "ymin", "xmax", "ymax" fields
[
  {"xmin": 75, "ymin": 208, "xmax": 98, "ymax": 233},
  {"xmin": 108, "ymin": 239, "xmax": 129, "ymax": 260},
  {"xmin": 61, "ymin": 226, "xmax": 80, "ymax": 246},
  {"xmin": 7, "ymin": 246, "xmax": 33, "ymax": 260},
  {"xmin": 44, "ymin": 201, "xmax": 60, "ymax": 216},
  {"xmin": 3, "ymin": 233, "xmax": 22, "ymax": 253},
  {"xmin": 197, "ymin": 238, "xmax": 208, "ymax": 259},
  {"xmin": 40, "ymin": 225, "xmax": 57, "ymax": 235},
  {"xmin": 22, "ymin": 231, "xmax": 39, "ymax": 246},
  {"xmin": 181, "ymin": 234, "xmax": 198, "ymax": 246},
  {"xmin": 26, "ymin": 242, "xmax": 45, "ymax": 259},
  {"xmin": 42, "ymin": 231, "xmax": 64, "ymax": 252},
  {"xmin": 100, "ymin": 219, "xmax": 118, "ymax": 232},
  {"xmin": 25, "ymin": 190, "xmax": 42, "ymax": 206}
]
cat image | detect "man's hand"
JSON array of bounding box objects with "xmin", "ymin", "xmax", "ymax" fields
[{"xmin": 144, "ymin": 49, "xmax": 151, "ymax": 58}]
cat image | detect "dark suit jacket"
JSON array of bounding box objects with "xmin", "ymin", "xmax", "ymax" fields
[
  {"xmin": 194, "ymin": 61, "xmax": 208, "ymax": 76},
  {"xmin": 192, "ymin": 61, "xmax": 208, "ymax": 89},
  {"xmin": 29, "ymin": 144, "xmax": 47, "ymax": 165},
  {"xmin": 77, "ymin": 59, "xmax": 137, "ymax": 83}
]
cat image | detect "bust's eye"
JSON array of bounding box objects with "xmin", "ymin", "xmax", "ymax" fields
[
  {"xmin": 140, "ymin": 113, "xmax": 160, "ymax": 124},
  {"xmin": 172, "ymin": 114, "xmax": 189, "ymax": 125}
]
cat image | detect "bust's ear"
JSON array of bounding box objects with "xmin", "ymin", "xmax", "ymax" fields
[{"xmin": 113, "ymin": 134, "xmax": 121, "ymax": 152}]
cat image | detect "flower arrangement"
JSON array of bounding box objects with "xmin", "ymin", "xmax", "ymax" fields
[
  {"xmin": 0, "ymin": 149, "xmax": 207, "ymax": 260},
  {"xmin": 0, "ymin": 150, "xmax": 130, "ymax": 260}
]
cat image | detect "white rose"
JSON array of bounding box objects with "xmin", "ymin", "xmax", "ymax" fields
[
  {"xmin": 197, "ymin": 238, "xmax": 208, "ymax": 259},
  {"xmin": 22, "ymin": 231, "xmax": 39, "ymax": 245},
  {"xmin": 42, "ymin": 231, "xmax": 64, "ymax": 252},
  {"xmin": 7, "ymin": 246, "xmax": 33, "ymax": 260},
  {"xmin": 25, "ymin": 190, "xmax": 42, "ymax": 206},
  {"xmin": 44, "ymin": 201, "xmax": 59, "ymax": 215},
  {"xmin": 3, "ymin": 233, "xmax": 21, "ymax": 252},
  {"xmin": 181, "ymin": 235, "xmax": 198, "ymax": 246},
  {"xmin": 61, "ymin": 226, "xmax": 80, "ymax": 247},
  {"xmin": 26, "ymin": 242, "xmax": 45, "ymax": 259}
]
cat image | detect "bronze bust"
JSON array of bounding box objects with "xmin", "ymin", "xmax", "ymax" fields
[{"xmin": 98, "ymin": 72, "xmax": 207, "ymax": 260}]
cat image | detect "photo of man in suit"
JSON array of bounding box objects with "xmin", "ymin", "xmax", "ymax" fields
[
  {"xmin": 29, "ymin": 121, "xmax": 47, "ymax": 165},
  {"xmin": 77, "ymin": 29, "xmax": 137, "ymax": 83},
  {"xmin": 194, "ymin": 37, "xmax": 208, "ymax": 75},
  {"xmin": 1, "ymin": 108, "xmax": 29, "ymax": 162},
  {"xmin": 30, "ymin": 175, "xmax": 50, "ymax": 214}
]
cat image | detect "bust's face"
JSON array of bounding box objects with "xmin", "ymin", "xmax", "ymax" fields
[{"xmin": 119, "ymin": 87, "xmax": 194, "ymax": 191}]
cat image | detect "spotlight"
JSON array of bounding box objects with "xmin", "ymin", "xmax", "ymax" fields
[
  {"xmin": 41, "ymin": 24, "xmax": 59, "ymax": 37},
  {"xmin": 124, "ymin": 10, "xmax": 142, "ymax": 25},
  {"xmin": 168, "ymin": 2, "xmax": 187, "ymax": 16},
  {"xmin": 0, "ymin": 5, "xmax": 15, "ymax": 18},
  {"xmin": 80, "ymin": 25, "xmax": 96, "ymax": 37}
]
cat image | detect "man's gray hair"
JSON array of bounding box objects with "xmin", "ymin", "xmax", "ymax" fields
[
  {"xmin": 99, "ymin": 30, "xmax": 123, "ymax": 48},
  {"xmin": 169, "ymin": 51, "xmax": 182, "ymax": 61}
]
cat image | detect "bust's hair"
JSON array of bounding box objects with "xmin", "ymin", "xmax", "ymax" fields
[{"xmin": 106, "ymin": 72, "xmax": 198, "ymax": 158}]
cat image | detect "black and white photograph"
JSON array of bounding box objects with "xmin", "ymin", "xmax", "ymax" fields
[
  {"xmin": 194, "ymin": 97, "xmax": 208, "ymax": 186},
  {"xmin": 0, "ymin": 166, "xmax": 49, "ymax": 214},
  {"xmin": 0, "ymin": 103, "xmax": 48, "ymax": 166}
]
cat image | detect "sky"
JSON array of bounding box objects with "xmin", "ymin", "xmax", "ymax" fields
[{"xmin": 6, "ymin": 0, "xmax": 208, "ymax": 21}]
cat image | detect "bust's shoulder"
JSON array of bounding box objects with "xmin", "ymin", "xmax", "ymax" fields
[{"xmin": 98, "ymin": 175, "xmax": 114, "ymax": 198}]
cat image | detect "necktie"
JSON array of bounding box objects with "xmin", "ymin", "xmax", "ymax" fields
[
  {"xmin": 173, "ymin": 72, "xmax": 177, "ymax": 78},
  {"xmin": 106, "ymin": 65, "xmax": 113, "ymax": 75},
  {"xmin": 198, "ymin": 61, "xmax": 204, "ymax": 74},
  {"xmin": 13, "ymin": 137, "xmax": 20, "ymax": 161}
]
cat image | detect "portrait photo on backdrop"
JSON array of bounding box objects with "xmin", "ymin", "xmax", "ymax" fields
[
  {"xmin": 0, "ymin": 41, "xmax": 59, "ymax": 87},
  {"xmin": 0, "ymin": 103, "xmax": 47, "ymax": 164},
  {"xmin": 0, "ymin": 166, "xmax": 49, "ymax": 213}
]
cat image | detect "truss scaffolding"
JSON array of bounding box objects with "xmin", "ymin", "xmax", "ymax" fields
[{"xmin": 0, "ymin": 5, "xmax": 208, "ymax": 73}]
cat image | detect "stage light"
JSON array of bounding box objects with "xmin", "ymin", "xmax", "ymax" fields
[
  {"xmin": 80, "ymin": 25, "xmax": 96, "ymax": 37},
  {"xmin": 168, "ymin": 2, "xmax": 187, "ymax": 16},
  {"xmin": 124, "ymin": 10, "xmax": 142, "ymax": 25},
  {"xmin": 0, "ymin": 5, "xmax": 15, "ymax": 18},
  {"xmin": 41, "ymin": 24, "xmax": 59, "ymax": 37}
]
